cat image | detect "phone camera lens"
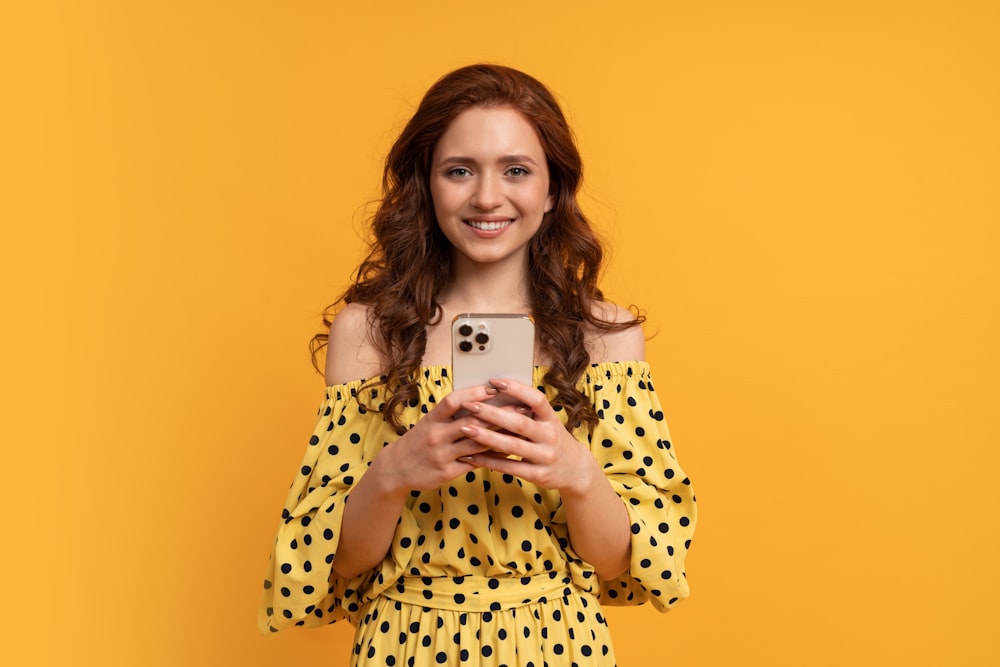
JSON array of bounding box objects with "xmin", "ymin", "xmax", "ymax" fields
[
  {"xmin": 475, "ymin": 332, "xmax": 489, "ymax": 345},
  {"xmin": 458, "ymin": 324, "xmax": 473, "ymax": 337},
  {"xmin": 459, "ymin": 340, "xmax": 473, "ymax": 352}
]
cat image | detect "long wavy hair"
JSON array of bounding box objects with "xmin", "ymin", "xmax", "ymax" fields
[{"xmin": 311, "ymin": 64, "xmax": 642, "ymax": 433}]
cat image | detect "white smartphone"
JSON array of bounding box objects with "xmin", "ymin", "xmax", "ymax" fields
[{"xmin": 451, "ymin": 313, "xmax": 535, "ymax": 411}]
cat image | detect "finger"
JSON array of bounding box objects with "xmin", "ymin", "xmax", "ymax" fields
[
  {"xmin": 451, "ymin": 438, "xmax": 493, "ymax": 458},
  {"xmin": 459, "ymin": 451, "xmax": 534, "ymax": 478},
  {"xmin": 459, "ymin": 423, "xmax": 533, "ymax": 459},
  {"xmin": 434, "ymin": 384, "xmax": 500, "ymax": 420},
  {"xmin": 458, "ymin": 450, "xmax": 509, "ymax": 465},
  {"xmin": 488, "ymin": 379, "xmax": 554, "ymax": 417},
  {"xmin": 453, "ymin": 414, "xmax": 497, "ymax": 433},
  {"xmin": 461, "ymin": 400, "xmax": 536, "ymax": 439}
]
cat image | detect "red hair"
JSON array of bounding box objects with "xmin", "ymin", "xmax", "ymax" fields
[{"xmin": 312, "ymin": 64, "xmax": 642, "ymax": 433}]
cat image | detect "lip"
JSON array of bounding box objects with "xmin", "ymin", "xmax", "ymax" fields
[
  {"xmin": 465, "ymin": 216, "xmax": 513, "ymax": 223},
  {"xmin": 463, "ymin": 217, "xmax": 514, "ymax": 237}
]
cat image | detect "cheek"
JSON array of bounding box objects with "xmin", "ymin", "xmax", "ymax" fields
[
  {"xmin": 429, "ymin": 179, "xmax": 443, "ymax": 210},
  {"xmin": 429, "ymin": 185, "xmax": 452, "ymax": 221},
  {"xmin": 430, "ymin": 180, "xmax": 463, "ymax": 212}
]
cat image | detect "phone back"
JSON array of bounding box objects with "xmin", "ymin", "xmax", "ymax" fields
[{"xmin": 452, "ymin": 313, "xmax": 535, "ymax": 406}]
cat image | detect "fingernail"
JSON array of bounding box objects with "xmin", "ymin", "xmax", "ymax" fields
[
  {"xmin": 485, "ymin": 386, "xmax": 499, "ymax": 395},
  {"xmin": 460, "ymin": 425, "xmax": 477, "ymax": 435},
  {"xmin": 490, "ymin": 380, "xmax": 508, "ymax": 390},
  {"xmin": 464, "ymin": 402, "xmax": 481, "ymax": 414}
]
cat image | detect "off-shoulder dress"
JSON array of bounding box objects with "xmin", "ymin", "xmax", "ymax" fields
[{"xmin": 259, "ymin": 362, "xmax": 696, "ymax": 666}]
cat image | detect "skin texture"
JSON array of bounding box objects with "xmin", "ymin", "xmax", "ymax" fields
[{"xmin": 327, "ymin": 106, "xmax": 639, "ymax": 581}]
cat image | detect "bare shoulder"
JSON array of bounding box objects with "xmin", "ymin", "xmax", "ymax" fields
[
  {"xmin": 324, "ymin": 302, "xmax": 384, "ymax": 385},
  {"xmin": 586, "ymin": 301, "xmax": 646, "ymax": 363}
]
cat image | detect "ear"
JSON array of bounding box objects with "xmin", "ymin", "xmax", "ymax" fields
[{"xmin": 544, "ymin": 191, "xmax": 555, "ymax": 214}]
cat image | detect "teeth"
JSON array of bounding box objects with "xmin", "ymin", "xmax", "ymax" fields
[{"xmin": 466, "ymin": 220, "xmax": 513, "ymax": 231}]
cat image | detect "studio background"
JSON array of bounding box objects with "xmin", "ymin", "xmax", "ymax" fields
[{"xmin": 3, "ymin": 1, "xmax": 997, "ymax": 665}]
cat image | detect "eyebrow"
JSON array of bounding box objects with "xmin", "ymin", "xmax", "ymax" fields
[{"xmin": 438, "ymin": 154, "xmax": 540, "ymax": 166}]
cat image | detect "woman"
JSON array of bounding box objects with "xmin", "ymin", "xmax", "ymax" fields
[{"xmin": 259, "ymin": 64, "xmax": 696, "ymax": 666}]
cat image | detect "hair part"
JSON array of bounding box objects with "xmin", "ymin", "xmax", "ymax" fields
[{"xmin": 311, "ymin": 63, "xmax": 643, "ymax": 433}]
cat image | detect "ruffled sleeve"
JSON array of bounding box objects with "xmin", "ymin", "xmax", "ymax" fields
[
  {"xmin": 257, "ymin": 381, "xmax": 406, "ymax": 633},
  {"xmin": 580, "ymin": 362, "xmax": 697, "ymax": 611}
]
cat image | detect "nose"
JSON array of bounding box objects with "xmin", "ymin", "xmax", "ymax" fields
[{"xmin": 471, "ymin": 173, "xmax": 502, "ymax": 210}]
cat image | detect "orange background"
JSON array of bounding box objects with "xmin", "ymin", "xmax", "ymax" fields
[{"xmin": 3, "ymin": 1, "xmax": 998, "ymax": 665}]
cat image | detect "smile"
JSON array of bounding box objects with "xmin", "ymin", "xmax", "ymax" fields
[{"xmin": 464, "ymin": 219, "xmax": 514, "ymax": 231}]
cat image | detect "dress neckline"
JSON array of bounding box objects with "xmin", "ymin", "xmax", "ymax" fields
[{"xmin": 324, "ymin": 360, "xmax": 649, "ymax": 391}]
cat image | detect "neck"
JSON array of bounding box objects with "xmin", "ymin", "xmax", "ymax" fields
[{"xmin": 439, "ymin": 251, "xmax": 532, "ymax": 314}]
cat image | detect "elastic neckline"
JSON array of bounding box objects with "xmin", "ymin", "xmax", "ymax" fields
[{"xmin": 324, "ymin": 360, "xmax": 650, "ymax": 392}]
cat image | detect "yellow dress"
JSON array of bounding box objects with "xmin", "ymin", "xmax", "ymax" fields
[{"xmin": 259, "ymin": 362, "xmax": 696, "ymax": 666}]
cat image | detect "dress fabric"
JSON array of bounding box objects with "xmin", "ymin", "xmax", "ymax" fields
[{"xmin": 259, "ymin": 362, "xmax": 696, "ymax": 666}]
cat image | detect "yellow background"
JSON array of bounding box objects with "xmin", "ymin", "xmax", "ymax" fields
[{"xmin": 3, "ymin": 1, "xmax": 998, "ymax": 665}]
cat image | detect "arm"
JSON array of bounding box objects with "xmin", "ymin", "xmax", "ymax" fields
[
  {"xmin": 323, "ymin": 305, "xmax": 503, "ymax": 578},
  {"xmin": 567, "ymin": 302, "xmax": 645, "ymax": 576},
  {"xmin": 322, "ymin": 304, "xmax": 403, "ymax": 578},
  {"xmin": 586, "ymin": 300, "xmax": 646, "ymax": 363},
  {"xmin": 558, "ymin": 451, "xmax": 633, "ymax": 580},
  {"xmin": 332, "ymin": 394, "xmax": 510, "ymax": 577},
  {"xmin": 457, "ymin": 382, "xmax": 632, "ymax": 579},
  {"xmin": 457, "ymin": 321, "xmax": 647, "ymax": 580}
]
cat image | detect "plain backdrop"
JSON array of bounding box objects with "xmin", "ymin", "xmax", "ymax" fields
[{"xmin": 2, "ymin": 1, "xmax": 998, "ymax": 665}]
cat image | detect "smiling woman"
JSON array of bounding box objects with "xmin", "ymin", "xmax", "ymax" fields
[{"xmin": 258, "ymin": 64, "xmax": 696, "ymax": 666}]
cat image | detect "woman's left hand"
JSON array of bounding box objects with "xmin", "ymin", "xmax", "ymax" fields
[
  {"xmin": 460, "ymin": 378, "xmax": 633, "ymax": 579},
  {"xmin": 457, "ymin": 379, "xmax": 601, "ymax": 494}
]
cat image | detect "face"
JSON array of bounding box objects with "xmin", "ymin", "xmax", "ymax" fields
[{"xmin": 429, "ymin": 106, "xmax": 554, "ymax": 269}]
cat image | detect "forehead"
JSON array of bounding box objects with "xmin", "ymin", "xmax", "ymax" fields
[{"xmin": 433, "ymin": 106, "xmax": 546, "ymax": 159}]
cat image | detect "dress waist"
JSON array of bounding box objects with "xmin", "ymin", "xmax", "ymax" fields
[{"xmin": 381, "ymin": 572, "xmax": 577, "ymax": 613}]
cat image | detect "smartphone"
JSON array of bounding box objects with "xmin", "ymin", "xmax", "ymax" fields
[{"xmin": 451, "ymin": 313, "xmax": 535, "ymax": 411}]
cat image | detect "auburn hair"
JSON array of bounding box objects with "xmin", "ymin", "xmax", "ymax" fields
[{"xmin": 311, "ymin": 64, "xmax": 642, "ymax": 433}]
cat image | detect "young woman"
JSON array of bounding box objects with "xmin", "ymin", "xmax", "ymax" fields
[{"xmin": 259, "ymin": 64, "xmax": 696, "ymax": 666}]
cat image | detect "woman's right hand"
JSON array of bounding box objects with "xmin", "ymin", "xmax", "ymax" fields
[{"xmin": 374, "ymin": 384, "xmax": 503, "ymax": 492}]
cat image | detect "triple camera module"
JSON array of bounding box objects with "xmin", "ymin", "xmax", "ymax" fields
[{"xmin": 456, "ymin": 321, "xmax": 490, "ymax": 353}]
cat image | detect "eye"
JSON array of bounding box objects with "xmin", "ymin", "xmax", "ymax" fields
[
  {"xmin": 446, "ymin": 167, "xmax": 472, "ymax": 178},
  {"xmin": 506, "ymin": 166, "xmax": 530, "ymax": 177}
]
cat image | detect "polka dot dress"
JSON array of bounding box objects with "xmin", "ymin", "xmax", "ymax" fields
[{"xmin": 259, "ymin": 362, "xmax": 696, "ymax": 666}]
